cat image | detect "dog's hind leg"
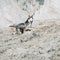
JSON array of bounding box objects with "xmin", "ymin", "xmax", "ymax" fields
[
  {"xmin": 20, "ymin": 28, "xmax": 24, "ymax": 34},
  {"xmin": 15, "ymin": 27, "xmax": 19, "ymax": 34}
]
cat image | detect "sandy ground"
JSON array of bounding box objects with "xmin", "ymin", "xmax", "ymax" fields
[{"xmin": 0, "ymin": 20, "xmax": 60, "ymax": 60}]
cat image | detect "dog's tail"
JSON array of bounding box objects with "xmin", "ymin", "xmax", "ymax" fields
[{"xmin": 9, "ymin": 24, "xmax": 16, "ymax": 27}]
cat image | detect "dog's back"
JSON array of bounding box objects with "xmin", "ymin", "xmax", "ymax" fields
[{"xmin": 17, "ymin": 23, "xmax": 26, "ymax": 29}]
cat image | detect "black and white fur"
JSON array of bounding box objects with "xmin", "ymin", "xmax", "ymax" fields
[{"xmin": 9, "ymin": 15, "xmax": 33, "ymax": 34}]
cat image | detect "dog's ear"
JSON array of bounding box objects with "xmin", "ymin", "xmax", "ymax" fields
[
  {"xmin": 28, "ymin": 13, "xmax": 34, "ymax": 19},
  {"xmin": 28, "ymin": 15, "xmax": 30, "ymax": 17}
]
